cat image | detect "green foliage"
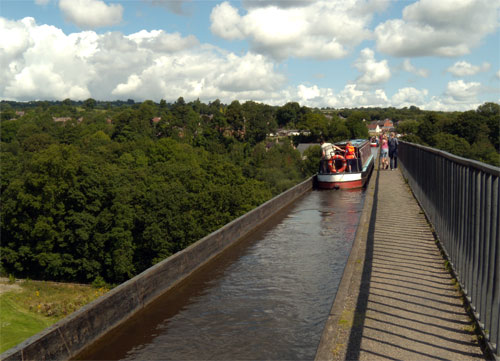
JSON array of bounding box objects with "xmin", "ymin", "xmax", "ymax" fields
[
  {"xmin": 417, "ymin": 117, "xmax": 439, "ymax": 145},
  {"xmin": 396, "ymin": 120, "xmax": 419, "ymax": 135},
  {"xmin": 83, "ymin": 98, "xmax": 96, "ymax": 110},
  {"xmin": 226, "ymin": 100, "xmax": 244, "ymax": 133},
  {"xmin": 1, "ymin": 99, "xmax": 498, "ymax": 286},
  {"xmin": 242, "ymin": 101, "xmax": 277, "ymax": 144},
  {"xmin": 443, "ymin": 110, "xmax": 484, "ymax": 145},
  {"xmin": 401, "ymin": 134, "xmax": 422, "ymax": 144},
  {"xmin": 276, "ymin": 102, "xmax": 301, "ymax": 127},
  {"xmin": 0, "ymin": 102, "xmax": 307, "ymax": 284},
  {"xmin": 298, "ymin": 112, "xmax": 328, "ymax": 140},
  {"xmin": 303, "ymin": 145, "xmax": 322, "ymax": 175},
  {"xmin": 432, "ymin": 132, "xmax": 470, "ymax": 157},
  {"xmin": 0, "ymin": 104, "xmax": 16, "ymax": 121},
  {"xmin": 249, "ymin": 141, "xmax": 304, "ymax": 195},
  {"xmin": 476, "ymin": 102, "xmax": 500, "ymax": 117},
  {"xmin": 345, "ymin": 112, "xmax": 369, "ymax": 139},
  {"xmin": 396, "ymin": 103, "xmax": 499, "ymax": 166},
  {"xmin": 470, "ymin": 137, "xmax": 500, "ymax": 166},
  {"xmin": 1, "ymin": 118, "xmax": 21, "ymax": 142}
]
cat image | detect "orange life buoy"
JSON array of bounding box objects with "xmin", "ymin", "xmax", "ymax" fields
[{"xmin": 328, "ymin": 154, "xmax": 346, "ymax": 173}]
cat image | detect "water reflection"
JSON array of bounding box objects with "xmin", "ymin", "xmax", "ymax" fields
[{"xmin": 77, "ymin": 189, "xmax": 365, "ymax": 361}]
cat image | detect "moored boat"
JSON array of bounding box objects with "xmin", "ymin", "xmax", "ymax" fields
[
  {"xmin": 370, "ymin": 137, "xmax": 378, "ymax": 147},
  {"xmin": 317, "ymin": 139, "xmax": 374, "ymax": 189}
]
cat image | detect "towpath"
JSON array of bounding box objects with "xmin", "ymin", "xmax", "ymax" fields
[{"xmin": 315, "ymin": 160, "xmax": 489, "ymax": 360}]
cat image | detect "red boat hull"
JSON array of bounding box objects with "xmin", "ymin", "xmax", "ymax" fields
[{"xmin": 317, "ymin": 179, "xmax": 364, "ymax": 189}]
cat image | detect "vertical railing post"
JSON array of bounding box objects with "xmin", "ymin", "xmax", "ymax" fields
[{"xmin": 490, "ymin": 176, "xmax": 499, "ymax": 354}]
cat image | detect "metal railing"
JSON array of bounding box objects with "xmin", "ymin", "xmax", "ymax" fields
[{"xmin": 398, "ymin": 141, "xmax": 499, "ymax": 358}]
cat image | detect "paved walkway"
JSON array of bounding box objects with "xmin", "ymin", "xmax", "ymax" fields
[{"xmin": 316, "ymin": 162, "xmax": 488, "ymax": 361}]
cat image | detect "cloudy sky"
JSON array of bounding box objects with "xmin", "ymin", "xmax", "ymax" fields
[{"xmin": 1, "ymin": 0, "xmax": 499, "ymax": 110}]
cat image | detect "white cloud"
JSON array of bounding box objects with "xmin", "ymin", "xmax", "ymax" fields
[
  {"xmin": 270, "ymin": 83, "xmax": 390, "ymax": 109},
  {"xmin": 35, "ymin": 0, "xmax": 51, "ymax": 5},
  {"xmin": 210, "ymin": 0, "xmax": 381, "ymax": 60},
  {"xmin": 59, "ymin": 0, "xmax": 123, "ymax": 29},
  {"xmin": 445, "ymin": 80, "xmax": 481, "ymax": 101},
  {"xmin": 110, "ymin": 49, "xmax": 286, "ymax": 102},
  {"xmin": 112, "ymin": 74, "xmax": 143, "ymax": 96},
  {"xmin": 0, "ymin": 17, "xmax": 286, "ymax": 103},
  {"xmin": 210, "ymin": 2, "xmax": 245, "ymax": 40},
  {"xmin": 447, "ymin": 61, "xmax": 491, "ymax": 76},
  {"xmin": 423, "ymin": 97, "xmax": 482, "ymax": 111},
  {"xmin": 354, "ymin": 48, "xmax": 391, "ymax": 89},
  {"xmin": 127, "ymin": 30, "xmax": 199, "ymax": 52},
  {"xmin": 392, "ymin": 87, "xmax": 429, "ymax": 107},
  {"xmin": 496, "ymin": 69, "xmax": 500, "ymax": 79},
  {"xmin": 296, "ymin": 84, "xmax": 329, "ymax": 103},
  {"xmin": 402, "ymin": 59, "xmax": 429, "ymax": 77},
  {"xmin": 1, "ymin": 16, "xmax": 492, "ymax": 111},
  {"xmin": 337, "ymin": 84, "xmax": 389, "ymax": 107},
  {"xmin": 375, "ymin": 0, "xmax": 500, "ymax": 57},
  {"xmin": 283, "ymin": 82, "xmax": 483, "ymax": 111},
  {"xmin": 1, "ymin": 17, "xmax": 97, "ymax": 100},
  {"xmin": 0, "ymin": 17, "xmax": 33, "ymax": 62},
  {"xmin": 5, "ymin": 64, "xmax": 91, "ymax": 100}
]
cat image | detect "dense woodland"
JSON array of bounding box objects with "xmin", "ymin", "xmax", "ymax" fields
[{"xmin": 0, "ymin": 98, "xmax": 498, "ymax": 285}]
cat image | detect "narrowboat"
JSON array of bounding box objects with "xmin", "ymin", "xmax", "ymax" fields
[
  {"xmin": 317, "ymin": 139, "xmax": 374, "ymax": 189},
  {"xmin": 370, "ymin": 137, "xmax": 378, "ymax": 147}
]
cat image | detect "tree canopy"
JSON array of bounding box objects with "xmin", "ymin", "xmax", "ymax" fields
[
  {"xmin": 0, "ymin": 99, "xmax": 312, "ymax": 284},
  {"xmin": 1, "ymin": 99, "xmax": 498, "ymax": 285}
]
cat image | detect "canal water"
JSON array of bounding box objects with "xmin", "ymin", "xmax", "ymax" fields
[{"xmin": 76, "ymin": 189, "xmax": 367, "ymax": 361}]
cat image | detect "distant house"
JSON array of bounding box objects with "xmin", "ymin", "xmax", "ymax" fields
[
  {"xmin": 15, "ymin": 111, "xmax": 25, "ymax": 117},
  {"xmin": 52, "ymin": 116, "xmax": 84, "ymax": 124},
  {"xmin": 276, "ymin": 129, "xmax": 288, "ymax": 137},
  {"xmin": 367, "ymin": 122, "xmax": 381, "ymax": 135},
  {"xmin": 273, "ymin": 129, "xmax": 308, "ymax": 137},
  {"xmin": 152, "ymin": 117, "xmax": 161, "ymax": 124},
  {"xmin": 383, "ymin": 118, "xmax": 394, "ymax": 131},
  {"xmin": 367, "ymin": 119, "xmax": 395, "ymax": 134},
  {"xmin": 52, "ymin": 117, "xmax": 72, "ymax": 123}
]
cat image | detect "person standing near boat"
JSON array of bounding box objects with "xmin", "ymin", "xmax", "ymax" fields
[
  {"xmin": 380, "ymin": 135, "xmax": 389, "ymax": 169},
  {"xmin": 388, "ymin": 132, "xmax": 399, "ymax": 170},
  {"xmin": 320, "ymin": 140, "xmax": 343, "ymax": 172},
  {"xmin": 345, "ymin": 140, "xmax": 357, "ymax": 172}
]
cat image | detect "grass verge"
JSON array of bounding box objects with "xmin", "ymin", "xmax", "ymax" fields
[{"xmin": 0, "ymin": 279, "xmax": 108, "ymax": 353}]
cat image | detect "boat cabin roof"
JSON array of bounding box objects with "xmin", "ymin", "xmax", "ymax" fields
[{"xmin": 335, "ymin": 139, "xmax": 369, "ymax": 148}]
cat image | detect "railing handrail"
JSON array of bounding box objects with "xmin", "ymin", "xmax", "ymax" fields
[
  {"xmin": 401, "ymin": 140, "xmax": 500, "ymax": 175},
  {"xmin": 399, "ymin": 140, "xmax": 499, "ymax": 358}
]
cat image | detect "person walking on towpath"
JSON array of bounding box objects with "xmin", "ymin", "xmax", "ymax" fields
[
  {"xmin": 388, "ymin": 132, "xmax": 398, "ymax": 170},
  {"xmin": 380, "ymin": 135, "xmax": 389, "ymax": 170}
]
